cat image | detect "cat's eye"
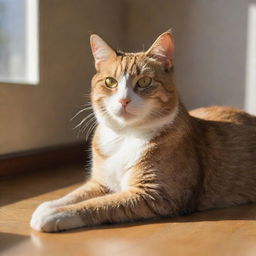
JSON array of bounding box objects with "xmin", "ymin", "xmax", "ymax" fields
[
  {"xmin": 137, "ymin": 76, "xmax": 152, "ymax": 88},
  {"xmin": 105, "ymin": 77, "xmax": 118, "ymax": 88}
]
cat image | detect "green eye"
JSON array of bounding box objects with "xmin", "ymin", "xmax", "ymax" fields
[
  {"xmin": 105, "ymin": 77, "xmax": 118, "ymax": 88},
  {"xmin": 137, "ymin": 76, "xmax": 152, "ymax": 88}
]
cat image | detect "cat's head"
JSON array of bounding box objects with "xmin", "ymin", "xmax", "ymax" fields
[{"xmin": 90, "ymin": 31, "xmax": 178, "ymax": 132}]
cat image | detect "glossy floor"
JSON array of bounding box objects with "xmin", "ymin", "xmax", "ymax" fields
[{"xmin": 1, "ymin": 164, "xmax": 256, "ymax": 256}]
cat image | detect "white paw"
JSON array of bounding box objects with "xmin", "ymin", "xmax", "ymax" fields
[
  {"xmin": 30, "ymin": 206, "xmax": 58, "ymax": 232},
  {"xmin": 31, "ymin": 201, "xmax": 55, "ymax": 217},
  {"xmin": 30, "ymin": 202, "xmax": 84, "ymax": 232}
]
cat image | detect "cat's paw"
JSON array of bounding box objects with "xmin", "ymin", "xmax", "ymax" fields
[
  {"xmin": 32, "ymin": 201, "xmax": 55, "ymax": 216},
  {"xmin": 30, "ymin": 204, "xmax": 84, "ymax": 232},
  {"xmin": 30, "ymin": 206, "xmax": 59, "ymax": 232}
]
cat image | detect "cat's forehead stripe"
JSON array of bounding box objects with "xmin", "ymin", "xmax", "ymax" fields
[
  {"xmin": 112, "ymin": 54, "xmax": 152, "ymax": 79},
  {"xmin": 115, "ymin": 55, "xmax": 142, "ymax": 77},
  {"xmin": 128, "ymin": 56, "xmax": 137, "ymax": 74},
  {"xmin": 114, "ymin": 60, "xmax": 122, "ymax": 77}
]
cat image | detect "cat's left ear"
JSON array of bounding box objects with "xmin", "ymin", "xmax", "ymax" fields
[
  {"xmin": 90, "ymin": 34, "xmax": 117, "ymax": 71},
  {"xmin": 146, "ymin": 31, "xmax": 174, "ymax": 69}
]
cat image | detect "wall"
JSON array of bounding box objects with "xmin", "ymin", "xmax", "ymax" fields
[
  {"xmin": 124, "ymin": 0, "xmax": 253, "ymax": 110},
  {"xmin": 1, "ymin": 0, "xmax": 255, "ymax": 155},
  {"xmin": 0, "ymin": 0, "xmax": 123, "ymax": 155}
]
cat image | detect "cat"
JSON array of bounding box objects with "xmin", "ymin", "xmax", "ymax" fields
[{"xmin": 30, "ymin": 31, "xmax": 256, "ymax": 232}]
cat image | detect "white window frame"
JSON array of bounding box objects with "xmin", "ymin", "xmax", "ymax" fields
[
  {"xmin": 0, "ymin": 0, "xmax": 39, "ymax": 85},
  {"xmin": 245, "ymin": 3, "xmax": 256, "ymax": 114}
]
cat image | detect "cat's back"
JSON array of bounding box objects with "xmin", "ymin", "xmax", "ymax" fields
[
  {"xmin": 189, "ymin": 106, "xmax": 256, "ymax": 126},
  {"xmin": 189, "ymin": 106, "xmax": 256, "ymax": 210}
]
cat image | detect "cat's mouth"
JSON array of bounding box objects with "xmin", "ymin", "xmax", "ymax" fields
[{"xmin": 116, "ymin": 108, "xmax": 136, "ymax": 120}]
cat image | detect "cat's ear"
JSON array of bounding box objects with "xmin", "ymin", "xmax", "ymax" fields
[
  {"xmin": 90, "ymin": 34, "xmax": 117, "ymax": 70},
  {"xmin": 146, "ymin": 31, "xmax": 174, "ymax": 68}
]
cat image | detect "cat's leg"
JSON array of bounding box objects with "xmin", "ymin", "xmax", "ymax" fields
[
  {"xmin": 30, "ymin": 179, "xmax": 109, "ymax": 231},
  {"xmin": 35, "ymin": 178, "xmax": 108, "ymax": 209},
  {"xmin": 31, "ymin": 187, "xmax": 166, "ymax": 232}
]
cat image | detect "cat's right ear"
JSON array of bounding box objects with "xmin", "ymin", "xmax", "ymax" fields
[
  {"xmin": 146, "ymin": 31, "xmax": 174, "ymax": 69},
  {"xmin": 90, "ymin": 34, "xmax": 117, "ymax": 71}
]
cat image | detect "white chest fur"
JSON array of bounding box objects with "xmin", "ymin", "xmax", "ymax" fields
[{"xmin": 98, "ymin": 125, "xmax": 152, "ymax": 192}]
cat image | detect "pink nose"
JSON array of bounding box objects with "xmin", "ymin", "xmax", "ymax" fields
[{"xmin": 119, "ymin": 98, "xmax": 131, "ymax": 107}]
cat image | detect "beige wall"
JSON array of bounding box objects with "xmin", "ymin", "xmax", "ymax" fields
[
  {"xmin": 0, "ymin": 0, "xmax": 123, "ymax": 155},
  {"xmin": 124, "ymin": 0, "xmax": 253, "ymax": 110},
  {"xmin": 1, "ymin": 0, "xmax": 254, "ymax": 154}
]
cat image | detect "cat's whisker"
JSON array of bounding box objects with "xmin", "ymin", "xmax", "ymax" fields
[
  {"xmin": 81, "ymin": 116, "xmax": 96, "ymax": 134},
  {"xmin": 73, "ymin": 112, "xmax": 95, "ymax": 130},
  {"xmin": 83, "ymin": 116, "xmax": 97, "ymax": 139},
  {"xmin": 82, "ymin": 102, "xmax": 92, "ymax": 107},
  {"xmin": 70, "ymin": 107, "xmax": 93, "ymax": 121},
  {"xmin": 85, "ymin": 121, "xmax": 97, "ymax": 141}
]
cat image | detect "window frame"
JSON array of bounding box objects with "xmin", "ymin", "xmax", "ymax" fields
[{"xmin": 0, "ymin": 0, "xmax": 39, "ymax": 85}]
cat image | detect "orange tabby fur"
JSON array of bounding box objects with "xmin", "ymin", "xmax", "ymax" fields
[{"xmin": 30, "ymin": 32, "xmax": 256, "ymax": 232}]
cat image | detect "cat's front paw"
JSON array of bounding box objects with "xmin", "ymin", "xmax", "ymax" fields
[
  {"xmin": 30, "ymin": 204, "xmax": 84, "ymax": 232},
  {"xmin": 30, "ymin": 204, "xmax": 58, "ymax": 232},
  {"xmin": 32, "ymin": 201, "xmax": 55, "ymax": 217}
]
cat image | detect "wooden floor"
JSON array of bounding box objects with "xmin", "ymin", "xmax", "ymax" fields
[{"xmin": 1, "ymin": 164, "xmax": 256, "ymax": 256}]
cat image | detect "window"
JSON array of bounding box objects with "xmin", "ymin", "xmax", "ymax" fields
[
  {"xmin": 245, "ymin": 4, "xmax": 256, "ymax": 115},
  {"xmin": 0, "ymin": 0, "xmax": 39, "ymax": 85}
]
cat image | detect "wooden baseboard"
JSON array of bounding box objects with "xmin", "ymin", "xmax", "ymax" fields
[{"xmin": 0, "ymin": 143, "xmax": 89, "ymax": 178}]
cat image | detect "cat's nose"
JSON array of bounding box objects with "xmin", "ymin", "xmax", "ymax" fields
[{"xmin": 119, "ymin": 98, "xmax": 131, "ymax": 108}]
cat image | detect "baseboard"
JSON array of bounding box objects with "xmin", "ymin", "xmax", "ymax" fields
[{"xmin": 0, "ymin": 142, "xmax": 89, "ymax": 178}]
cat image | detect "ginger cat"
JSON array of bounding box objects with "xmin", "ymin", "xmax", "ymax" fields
[{"xmin": 31, "ymin": 31, "xmax": 256, "ymax": 232}]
